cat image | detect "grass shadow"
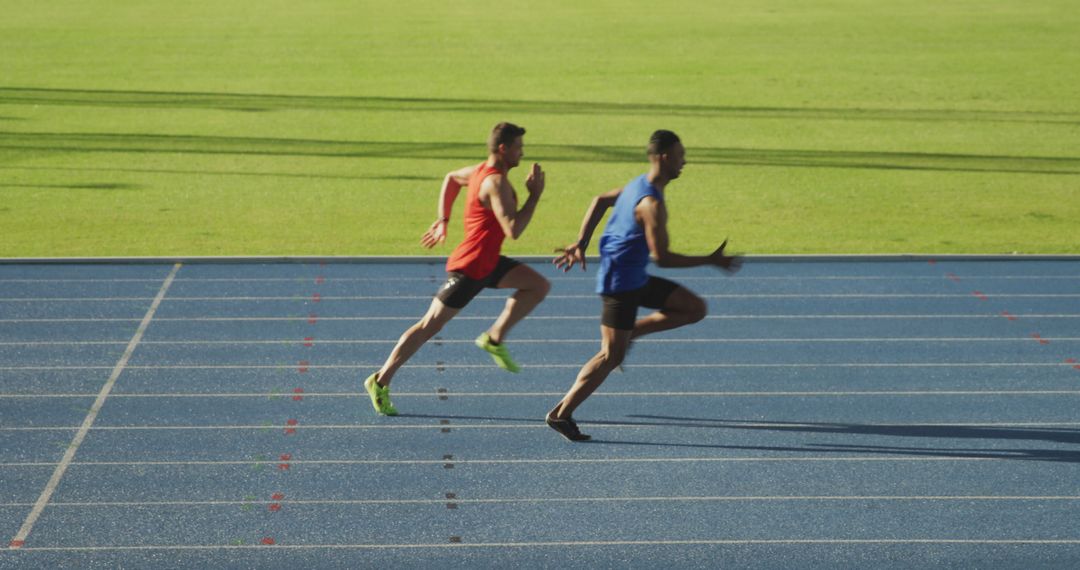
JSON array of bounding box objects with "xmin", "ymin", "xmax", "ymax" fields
[
  {"xmin": 3, "ymin": 131, "xmax": 1079, "ymax": 175},
  {"xmin": 0, "ymin": 165, "xmax": 435, "ymax": 182},
  {"xmin": 3, "ymin": 86, "xmax": 1079, "ymax": 126},
  {"xmin": 0, "ymin": 182, "xmax": 140, "ymax": 190}
]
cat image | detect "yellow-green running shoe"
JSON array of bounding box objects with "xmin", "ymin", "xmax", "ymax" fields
[
  {"xmin": 363, "ymin": 373, "xmax": 397, "ymax": 416},
  {"xmin": 475, "ymin": 333, "xmax": 520, "ymax": 373}
]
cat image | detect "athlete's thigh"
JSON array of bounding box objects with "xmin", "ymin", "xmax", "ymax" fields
[
  {"xmin": 600, "ymin": 324, "xmax": 633, "ymax": 361},
  {"xmin": 658, "ymin": 284, "xmax": 706, "ymax": 315},
  {"xmin": 492, "ymin": 262, "xmax": 546, "ymax": 290}
]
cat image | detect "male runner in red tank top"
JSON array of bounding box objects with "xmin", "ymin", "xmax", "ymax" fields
[{"xmin": 363, "ymin": 122, "xmax": 550, "ymax": 415}]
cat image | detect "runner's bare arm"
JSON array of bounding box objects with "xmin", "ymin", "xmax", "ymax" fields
[
  {"xmin": 638, "ymin": 197, "xmax": 742, "ymax": 272},
  {"xmin": 421, "ymin": 164, "xmax": 476, "ymax": 248},
  {"xmin": 487, "ymin": 163, "xmax": 544, "ymax": 240},
  {"xmin": 553, "ymin": 187, "xmax": 623, "ymax": 272}
]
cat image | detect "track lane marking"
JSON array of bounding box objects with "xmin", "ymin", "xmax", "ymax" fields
[{"xmin": 7, "ymin": 263, "xmax": 181, "ymax": 550}]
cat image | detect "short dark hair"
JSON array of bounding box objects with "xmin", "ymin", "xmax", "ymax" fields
[
  {"xmin": 488, "ymin": 122, "xmax": 526, "ymax": 153},
  {"xmin": 647, "ymin": 130, "xmax": 681, "ymax": 156}
]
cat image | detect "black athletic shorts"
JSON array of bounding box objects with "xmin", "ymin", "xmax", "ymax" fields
[
  {"xmin": 600, "ymin": 276, "xmax": 680, "ymax": 330},
  {"xmin": 435, "ymin": 256, "xmax": 522, "ymax": 309}
]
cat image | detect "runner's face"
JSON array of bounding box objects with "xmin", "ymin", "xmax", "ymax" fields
[
  {"xmin": 501, "ymin": 137, "xmax": 524, "ymax": 168},
  {"xmin": 663, "ymin": 142, "xmax": 686, "ymax": 179}
]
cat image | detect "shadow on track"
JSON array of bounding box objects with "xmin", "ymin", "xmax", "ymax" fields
[{"xmin": 398, "ymin": 412, "xmax": 1080, "ymax": 463}]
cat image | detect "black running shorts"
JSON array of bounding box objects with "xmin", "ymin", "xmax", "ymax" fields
[
  {"xmin": 600, "ymin": 276, "xmax": 680, "ymax": 330},
  {"xmin": 435, "ymin": 256, "xmax": 521, "ymax": 309}
]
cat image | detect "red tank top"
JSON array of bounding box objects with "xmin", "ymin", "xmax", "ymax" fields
[{"xmin": 446, "ymin": 162, "xmax": 509, "ymax": 279}]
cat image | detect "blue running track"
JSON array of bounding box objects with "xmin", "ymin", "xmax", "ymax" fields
[{"xmin": 1, "ymin": 257, "xmax": 1079, "ymax": 568}]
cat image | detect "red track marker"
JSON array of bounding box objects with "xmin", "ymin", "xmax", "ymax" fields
[
  {"xmin": 261, "ymin": 537, "xmax": 276, "ymax": 546},
  {"xmin": 272, "ymin": 492, "xmax": 285, "ymax": 500},
  {"xmin": 292, "ymin": 388, "xmax": 304, "ymax": 401},
  {"xmin": 298, "ymin": 361, "xmax": 309, "ymax": 373},
  {"xmin": 1031, "ymin": 333, "xmax": 1050, "ymax": 345},
  {"xmin": 1001, "ymin": 311, "xmax": 1017, "ymax": 321},
  {"xmin": 973, "ymin": 291, "xmax": 988, "ymax": 301},
  {"xmin": 284, "ymin": 419, "xmax": 298, "ymax": 435},
  {"xmin": 303, "ymin": 337, "xmax": 314, "ymax": 347},
  {"xmin": 269, "ymin": 503, "xmax": 282, "ymax": 512},
  {"xmin": 315, "ymin": 276, "xmax": 326, "ymax": 285},
  {"xmin": 312, "ymin": 293, "xmax": 321, "ymax": 303},
  {"xmin": 9, "ymin": 540, "xmax": 24, "ymax": 549},
  {"xmin": 308, "ymin": 313, "xmax": 318, "ymax": 324}
]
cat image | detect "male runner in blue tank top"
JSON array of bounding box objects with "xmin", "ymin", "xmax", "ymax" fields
[{"xmin": 548, "ymin": 130, "xmax": 742, "ymax": 441}]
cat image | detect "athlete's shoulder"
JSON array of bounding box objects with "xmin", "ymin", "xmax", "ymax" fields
[{"xmin": 627, "ymin": 173, "xmax": 649, "ymax": 187}]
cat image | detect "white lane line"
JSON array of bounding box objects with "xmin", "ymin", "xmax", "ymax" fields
[
  {"xmin": 0, "ymin": 297, "xmax": 157, "ymax": 302},
  {"xmin": 3, "ymin": 293, "xmax": 1078, "ymax": 302},
  {"xmin": 7, "ymin": 263, "xmax": 181, "ymax": 551},
  {"xmin": 0, "ymin": 456, "xmax": 1052, "ymax": 468},
  {"xmin": 11, "ymin": 538, "xmax": 1080, "ymax": 551},
  {"xmin": 1, "ymin": 275, "xmax": 1077, "ymax": 283},
  {"xmin": 5, "ymin": 337, "xmax": 1080, "ymax": 346},
  {"xmin": 4, "ymin": 390, "xmax": 1080, "ymax": 399},
  {"xmin": 4, "ymin": 495, "xmax": 1079, "ymax": 508},
  {"xmin": 3, "ymin": 421, "xmax": 1078, "ymax": 432},
  {"xmin": 0, "ymin": 318, "xmax": 143, "ymax": 323},
  {"xmin": 0, "ymin": 341, "xmax": 129, "ymax": 345},
  {"xmin": 0, "ymin": 362, "xmax": 1071, "ymax": 371},
  {"xmin": 4, "ymin": 314, "xmax": 1080, "ymax": 323}
]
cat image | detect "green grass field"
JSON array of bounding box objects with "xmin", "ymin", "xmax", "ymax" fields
[{"xmin": 2, "ymin": 0, "xmax": 1078, "ymax": 256}]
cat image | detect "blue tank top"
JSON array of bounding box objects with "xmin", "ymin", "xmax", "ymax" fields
[{"xmin": 596, "ymin": 174, "xmax": 662, "ymax": 294}]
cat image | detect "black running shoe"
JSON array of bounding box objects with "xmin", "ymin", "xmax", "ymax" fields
[{"xmin": 546, "ymin": 415, "xmax": 591, "ymax": 441}]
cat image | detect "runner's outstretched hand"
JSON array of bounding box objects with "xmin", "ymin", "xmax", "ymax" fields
[
  {"xmin": 553, "ymin": 243, "xmax": 587, "ymax": 272},
  {"xmin": 420, "ymin": 219, "xmax": 448, "ymax": 249},
  {"xmin": 710, "ymin": 239, "xmax": 743, "ymax": 274}
]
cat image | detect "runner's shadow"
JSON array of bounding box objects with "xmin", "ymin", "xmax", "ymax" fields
[
  {"xmin": 395, "ymin": 413, "xmax": 1080, "ymax": 461},
  {"xmin": 588, "ymin": 438, "xmax": 1080, "ymax": 463},
  {"xmin": 396, "ymin": 412, "xmax": 539, "ymax": 423},
  {"xmin": 627, "ymin": 415, "xmax": 1080, "ymax": 445},
  {"xmin": 605, "ymin": 415, "xmax": 1080, "ymax": 463}
]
